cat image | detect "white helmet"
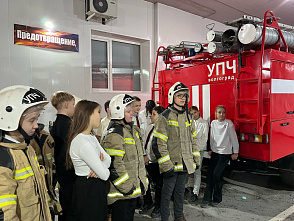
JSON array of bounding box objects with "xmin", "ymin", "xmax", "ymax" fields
[
  {"xmin": 0, "ymin": 85, "xmax": 48, "ymax": 131},
  {"xmin": 109, "ymin": 94, "xmax": 134, "ymax": 120},
  {"xmin": 168, "ymin": 82, "xmax": 190, "ymax": 104}
]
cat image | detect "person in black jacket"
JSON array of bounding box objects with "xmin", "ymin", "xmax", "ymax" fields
[{"xmin": 50, "ymin": 91, "xmax": 76, "ymax": 221}]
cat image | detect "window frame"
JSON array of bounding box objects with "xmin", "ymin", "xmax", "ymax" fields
[{"xmin": 91, "ymin": 35, "xmax": 142, "ymax": 92}]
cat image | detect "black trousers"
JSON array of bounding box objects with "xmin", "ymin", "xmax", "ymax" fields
[
  {"xmin": 203, "ymin": 152, "xmax": 231, "ymax": 203},
  {"xmin": 161, "ymin": 172, "xmax": 188, "ymax": 221},
  {"xmin": 58, "ymin": 184, "xmax": 74, "ymax": 221},
  {"xmin": 72, "ymin": 176, "xmax": 107, "ymax": 221},
  {"xmin": 143, "ymin": 162, "xmax": 163, "ymax": 208},
  {"xmin": 111, "ymin": 198, "xmax": 137, "ymax": 221}
]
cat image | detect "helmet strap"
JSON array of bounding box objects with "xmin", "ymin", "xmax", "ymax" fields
[
  {"xmin": 174, "ymin": 102, "xmax": 185, "ymax": 109},
  {"xmin": 123, "ymin": 118, "xmax": 133, "ymax": 126},
  {"xmin": 0, "ymin": 130, "xmax": 4, "ymax": 142},
  {"xmin": 17, "ymin": 125, "xmax": 36, "ymax": 144}
]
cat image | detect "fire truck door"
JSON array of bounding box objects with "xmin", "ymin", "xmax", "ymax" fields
[{"xmin": 191, "ymin": 82, "xmax": 235, "ymax": 124}]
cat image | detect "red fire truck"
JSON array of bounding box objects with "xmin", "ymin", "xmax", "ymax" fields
[{"xmin": 152, "ymin": 11, "xmax": 294, "ymax": 184}]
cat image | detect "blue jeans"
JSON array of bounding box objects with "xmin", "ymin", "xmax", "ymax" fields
[{"xmin": 203, "ymin": 152, "xmax": 231, "ymax": 203}]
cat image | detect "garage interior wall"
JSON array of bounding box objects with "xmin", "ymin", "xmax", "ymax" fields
[{"xmin": 0, "ymin": 0, "xmax": 227, "ymax": 127}]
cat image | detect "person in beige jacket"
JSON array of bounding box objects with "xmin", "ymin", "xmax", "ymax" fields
[
  {"xmin": 0, "ymin": 85, "xmax": 51, "ymax": 221},
  {"xmin": 30, "ymin": 124, "xmax": 62, "ymax": 216},
  {"xmin": 101, "ymin": 94, "xmax": 148, "ymax": 221},
  {"xmin": 152, "ymin": 82, "xmax": 201, "ymax": 221}
]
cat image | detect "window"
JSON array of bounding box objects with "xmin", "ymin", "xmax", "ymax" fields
[
  {"xmin": 91, "ymin": 38, "xmax": 142, "ymax": 91},
  {"xmin": 92, "ymin": 40, "xmax": 108, "ymax": 89}
]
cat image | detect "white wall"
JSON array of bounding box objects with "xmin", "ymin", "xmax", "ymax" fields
[
  {"xmin": 0, "ymin": 0, "xmax": 154, "ymax": 126},
  {"xmin": 0, "ymin": 0, "xmax": 229, "ymax": 127},
  {"xmin": 155, "ymin": 3, "xmax": 230, "ymax": 71}
]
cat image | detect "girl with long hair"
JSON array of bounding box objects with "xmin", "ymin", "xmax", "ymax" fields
[{"xmin": 66, "ymin": 100, "xmax": 111, "ymax": 221}]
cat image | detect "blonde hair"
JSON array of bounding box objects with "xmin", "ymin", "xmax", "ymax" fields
[
  {"xmin": 215, "ymin": 105, "xmax": 226, "ymax": 119},
  {"xmin": 50, "ymin": 91, "xmax": 74, "ymax": 110},
  {"xmin": 215, "ymin": 105, "xmax": 226, "ymax": 113}
]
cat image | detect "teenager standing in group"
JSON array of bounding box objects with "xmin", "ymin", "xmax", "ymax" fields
[
  {"xmin": 132, "ymin": 96, "xmax": 145, "ymax": 136},
  {"xmin": 101, "ymin": 94, "xmax": 148, "ymax": 221},
  {"xmin": 201, "ymin": 105, "xmax": 239, "ymax": 208},
  {"xmin": 188, "ymin": 106, "xmax": 209, "ymax": 203},
  {"xmin": 66, "ymin": 100, "xmax": 111, "ymax": 221},
  {"xmin": 139, "ymin": 105, "xmax": 165, "ymax": 218},
  {"xmin": 50, "ymin": 91, "xmax": 76, "ymax": 221},
  {"xmin": 0, "ymin": 85, "xmax": 51, "ymax": 220},
  {"xmin": 152, "ymin": 82, "xmax": 201, "ymax": 221}
]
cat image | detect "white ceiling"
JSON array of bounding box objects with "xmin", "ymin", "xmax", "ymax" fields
[{"xmin": 145, "ymin": 0, "xmax": 294, "ymax": 26}]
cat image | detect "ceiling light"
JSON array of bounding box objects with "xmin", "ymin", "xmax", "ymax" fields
[{"xmin": 45, "ymin": 21, "xmax": 54, "ymax": 29}]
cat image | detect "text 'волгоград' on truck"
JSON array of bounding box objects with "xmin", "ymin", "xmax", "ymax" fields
[{"xmin": 152, "ymin": 10, "xmax": 294, "ymax": 186}]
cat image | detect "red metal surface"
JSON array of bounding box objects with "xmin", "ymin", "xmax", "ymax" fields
[
  {"xmin": 153, "ymin": 11, "xmax": 294, "ymax": 162},
  {"xmin": 155, "ymin": 48, "xmax": 294, "ymax": 162},
  {"xmin": 154, "ymin": 47, "xmax": 294, "ymax": 162},
  {"xmin": 271, "ymin": 119, "xmax": 294, "ymax": 161}
]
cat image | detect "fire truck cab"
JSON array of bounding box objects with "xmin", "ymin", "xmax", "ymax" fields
[{"xmin": 152, "ymin": 11, "xmax": 294, "ymax": 184}]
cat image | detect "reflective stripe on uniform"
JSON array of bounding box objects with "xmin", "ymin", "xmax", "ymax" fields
[
  {"xmin": 186, "ymin": 120, "xmax": 192, "ymax": 127},
  {"xmin": 168, "ymin": 120, "xmax": 179, "ymax": 127},
  {"xmin": 136, "ymin": 132, "xmax": 139, "ymax": 139},
  {"xmin": 113, "ymin": 172, "xmax": 129, "ymax": 186},
  {"xmin": 153, "ymin": 131, "xmax": 168, "ymax": 142},
  {"xmin": 13, "ymin": 166, "xmax": 34, "ymax": 180},
  {"xmin": 46, "ymin": 193, "xmax": 51, "ymax": 202},
  {"xmin": 193, "ymin": 151, "xmax": 200, "ymax": 157},
  {"xmin": 0, "ymin": 195, "xmax": 17, "ymax": 207},
  {"xmin": 146, "ymin": 178, "xmax": 149, "ymax": 185},
  {"xmin": 192, "ymin": 131, "xmax": 197, "ymax": 138},
  {"xmin": 51, "ymin": 200, "xmax": 60, "ymax": 206},
  {"xmin": 35, "ymin": 156, "xmax": 40, "ymax": 167},
  {"xmin": 108, "ymin": 187, "xmax": 141, "ymax": 198},
  {"xmin": 45, "ymin": 153, "xmax": 53, "ymax": 160},
  {"xmin": 174, "ymin": 164, "xmax": 183, "ymax": 171},
  {"xmin": 36, "ymin": 154, "xmax": 43, "ymax": 162},
  {"xmin": 193, "ymin": 163, "xmax": 197, "ymax": 169},
  {"xmin": 105, "ymin": 148, "xmax": 125, "ymax": 157},
  {"xmin": 158, "ymin": 155, "xmax": 170, "ymax": 165},
  {"xmin": 124, "ymin": 138, "xmax": 135, "ymax": 145}
]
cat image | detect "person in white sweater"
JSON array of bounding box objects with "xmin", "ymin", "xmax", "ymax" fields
[
  {"xmin": 201, "ymin": 105, "xmax": 239, "ymax": 208},
  {"xmin": 66, "ymin": 100, "xmax": 111, "ymax": 221},
  {"xmin": 188, "ymin": 106, "xmax": 209, "ymax": 203}
]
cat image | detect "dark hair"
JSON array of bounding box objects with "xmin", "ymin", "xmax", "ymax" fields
[
  {"xmin": 153, "ymin": 106, "xmax": 165, "ymax": 115},
  {"xmin": 132, "ymin": 96, "xmax": 141, "ymax": 102},
  {"xmin": 104, "ymin": 100, "xmax": 110, "ymax": 112},
  {"xmin": 189, "ymin": 106, "xmax": 199, "ymax": 112},
  {"xmin": 66, "ymin": 100, "xmax": 101, "ymax": 169},
  {"xmin": 146, "ymin": 100, "xmax": 156, "ymax": 114}
]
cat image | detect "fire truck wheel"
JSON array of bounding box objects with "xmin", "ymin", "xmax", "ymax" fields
[{"xmin": 279, "ymin": 169, "xmax": 294, "ymax": 187}]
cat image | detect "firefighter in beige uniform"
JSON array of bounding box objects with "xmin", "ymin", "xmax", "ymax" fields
[
  {"xmin": 152, "ymin": 82, "xmax": 201, "ymax": 221},
  {"xmin": 101, "ymin": 94, "xmax": 148, "ymax": 221},
  {"xmin": 0, "ymin": 85, "xmax": 51, "ymax": 221},
  {"xmin": 30, "ymin": 124, "xmax": 62, "ymax": 215}
]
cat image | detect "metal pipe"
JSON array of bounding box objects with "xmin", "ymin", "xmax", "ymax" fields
[
  {"xmin": 222, "ymin": 29, "xmax": 237, "ymax": 48},
  {"xmin": 207, "ymin": 42, "xmax": 239, "ymax": 53},
  {"xmin": 206, "ymin": 30, "xmax": 223, "ymax": 42},
  {"xmin": 238, "ymin": 24, "xmax": 294, "ymax": 48}
]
